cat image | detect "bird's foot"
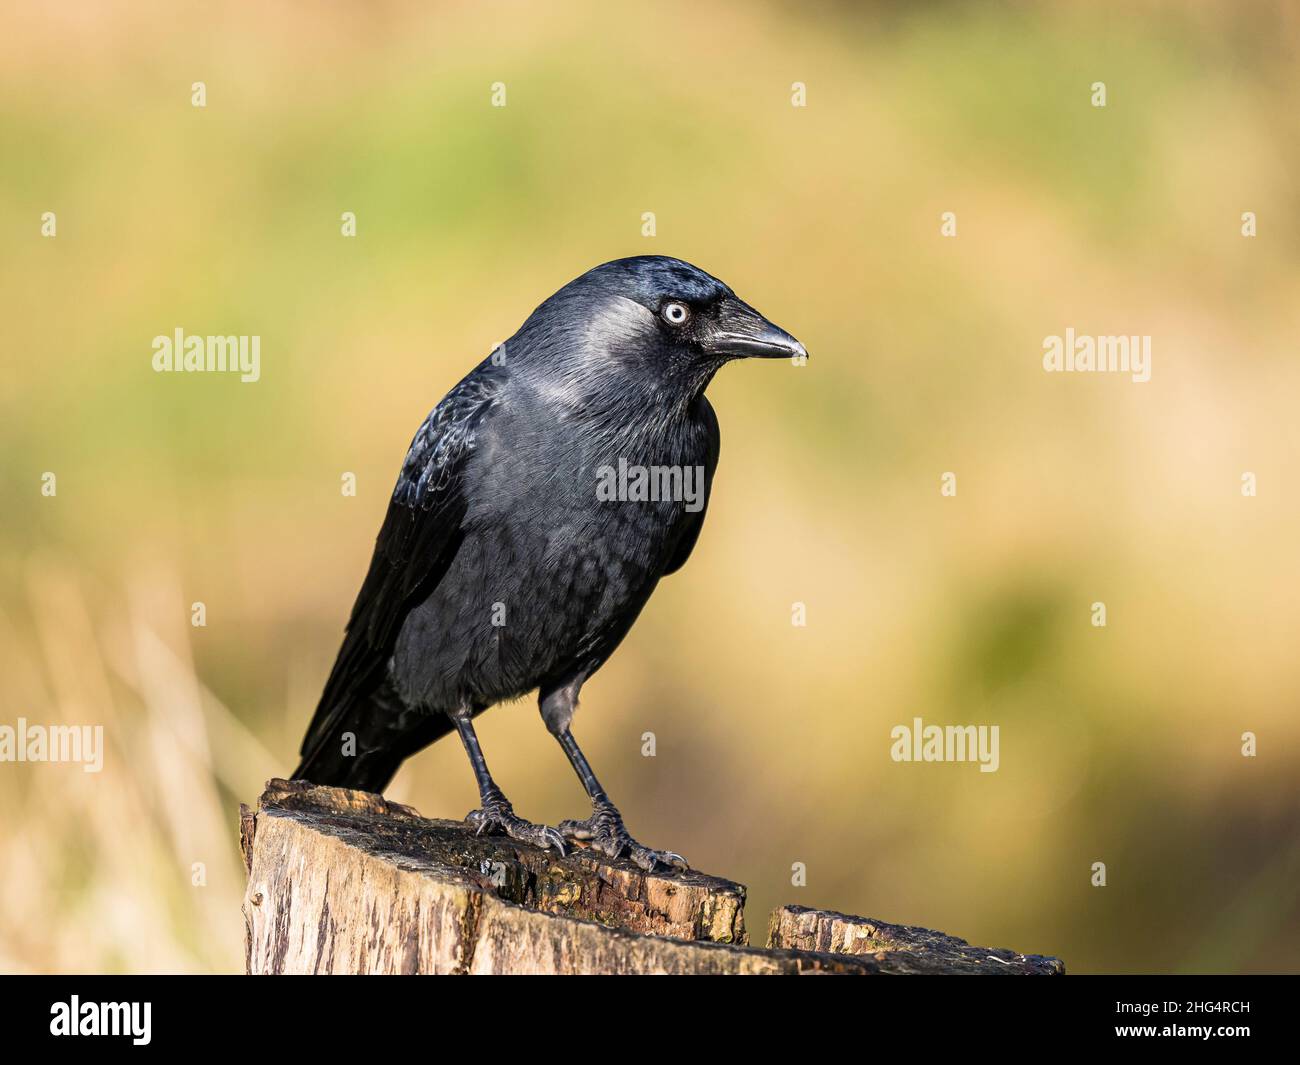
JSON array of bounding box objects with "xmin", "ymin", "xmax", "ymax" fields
[
  {"xmin": 559, "ymin": 798, "xmax": 688, "ymax": 872},
  {"xmin": 465, "ymin": 788, "xmax": 565, "ymax": 855}
]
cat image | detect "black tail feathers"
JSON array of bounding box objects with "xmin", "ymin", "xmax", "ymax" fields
[{"xmin": 292, "ymin": 684, "xmax": 452, "ymax": 794}]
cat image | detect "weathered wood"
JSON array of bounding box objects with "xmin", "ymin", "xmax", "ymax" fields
[
  {"xmin": 241, "ymin": 779, "xmax": 1064, "ymax": 974},
  {"xmin": 767, "ymin": 904, "xmax": 1066, "ymax": 975}
]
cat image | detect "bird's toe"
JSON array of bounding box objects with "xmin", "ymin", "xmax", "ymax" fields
[
  {"xmin": 465, "ymin": 802, "xmax": 566, "ymax": 856},
  {"xmin": 557, "ymin": 816, "xmax": 597, "ymax": 841},
  {"xmin": 560, "ymin": 804, "xmax": 687, "ymax": 872},
  {"xmin": 629, "ymin": 844, "xmax": 690, "ymax": 873}
]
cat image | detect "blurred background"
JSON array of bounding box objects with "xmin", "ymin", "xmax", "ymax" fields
[{"xmin": 2, "ymin": 0, "xmax": 1298, "ymax": 974}]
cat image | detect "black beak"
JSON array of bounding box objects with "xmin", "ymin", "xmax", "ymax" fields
[{"xmin": 706, "ymin": 297, "xmax": 808, "ymax": 361}]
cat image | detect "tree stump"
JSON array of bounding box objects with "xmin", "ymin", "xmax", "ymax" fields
[
  {"xmin": 241, "ymin": 779, "xmax": 1064, "ymax": 975},
  {"xmin": 767, "ymin": 905, "xmax": 1066, "ymax": 975}
]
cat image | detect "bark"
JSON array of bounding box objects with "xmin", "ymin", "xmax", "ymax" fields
[{"xmin": 766, "ymin": 904, "xmax": 1066, "ymax": 975}]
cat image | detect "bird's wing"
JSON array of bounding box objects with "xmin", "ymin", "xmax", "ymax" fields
[
  {"xmin": 298, "ymin": 364, "xmax": 503, "ymax": 761},
  {"xmin": 662, "ymin": 397, "xmax": 721, "ymax": 577}
]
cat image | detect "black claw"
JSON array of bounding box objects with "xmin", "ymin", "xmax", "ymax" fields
[
  {"xmin": 465, "ymin": 801, "xmax": 565, "ymax": 855},
  {"xmin": 559, "ymin": 802, "xmax": 686, "ymax": 872}
]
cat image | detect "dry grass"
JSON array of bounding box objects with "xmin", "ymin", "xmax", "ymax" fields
[{"xmin": 0, "ymin": 563, "xmax": 275, "ymax": 973}]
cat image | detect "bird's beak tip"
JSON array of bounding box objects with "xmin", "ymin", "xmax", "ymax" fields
[
  {"xmin": 710, "ymin": 320, "xmax": 808, "ymax": 362},
  {"xmin": 748, "ymin": 327, "xmax": 808, "ymax": 361}
]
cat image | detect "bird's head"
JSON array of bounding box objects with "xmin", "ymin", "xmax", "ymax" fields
[{"xmin": 514, "ymin": 256, "xmax": 807, "ymax": 399}]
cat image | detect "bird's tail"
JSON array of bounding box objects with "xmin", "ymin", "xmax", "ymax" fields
[{"xmin": 291, "ymin": 680, "xmax": 454, "ymax": 794}]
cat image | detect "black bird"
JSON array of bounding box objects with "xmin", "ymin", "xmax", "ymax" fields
[{"xmin": 293, "ymin": 256, "xmax": 806, "ymax": 870}]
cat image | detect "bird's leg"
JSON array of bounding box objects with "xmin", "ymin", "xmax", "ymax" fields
[
  {"xmin": 449, "ymin": 706, "xmax": 564, "ymax": 854},
  {"xmin": 540, "ymin": 684, "xmax": 688, "ymax": 872},
  {"xmin": 554, "ymin": 729, "xmax": 688, "ymax": 872}
]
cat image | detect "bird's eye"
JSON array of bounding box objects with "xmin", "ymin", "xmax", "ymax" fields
[{"xmin": 662, "ymin": 301, "xmax": 690, "ymax": 325}]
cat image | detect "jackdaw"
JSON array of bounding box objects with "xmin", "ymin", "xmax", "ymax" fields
[{"xmin": 293, "ymin": 255, "xmax": 806, "ymax": 870}]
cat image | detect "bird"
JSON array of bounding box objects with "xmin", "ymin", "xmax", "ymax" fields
[{"xmin": 292, "ymin": 255, "xmax": 807, "ymax": 870}]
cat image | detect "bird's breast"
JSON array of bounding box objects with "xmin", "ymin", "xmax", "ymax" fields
[{"xmin": 391, "ymin": 397, "xmax": 715, "ymax": 708}]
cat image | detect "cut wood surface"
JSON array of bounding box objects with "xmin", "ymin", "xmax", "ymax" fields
[{"xmin": 241, "ymin": 779, "xmax": 1064, "ymax": 975}]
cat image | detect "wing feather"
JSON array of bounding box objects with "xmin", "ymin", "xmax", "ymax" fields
[{"xmin": 298, "ymin": 365, "xmax": 502, "ymax": 760}]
